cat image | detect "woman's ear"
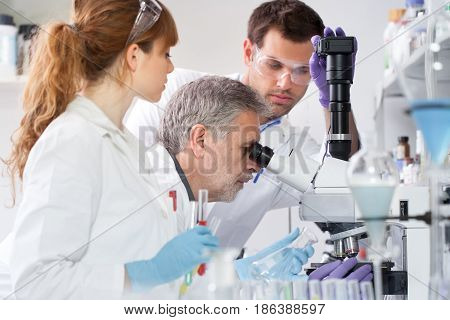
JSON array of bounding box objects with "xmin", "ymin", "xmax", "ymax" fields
[
  {"xmin": 125, "ymin": 44, "xmax": 140, "ymax": 72},
  {"xmin": 189, "ymin": 124, "xmax": 207, "ymax": 158}
]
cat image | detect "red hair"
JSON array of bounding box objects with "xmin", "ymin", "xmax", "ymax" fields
[{"xmin": 3, "ymin": 0, "xmax": 178, "ymax": 203}]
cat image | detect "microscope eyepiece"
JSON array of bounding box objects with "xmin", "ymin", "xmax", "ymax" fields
[{"xmin": 249, "ymin": 142, "xmax": 274, "ymax": 168}]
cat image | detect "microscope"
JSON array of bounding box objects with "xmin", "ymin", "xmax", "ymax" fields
[
  {"xmin": 250, "ymin": 36, "xmax": 366, "ymax": 260},
  {"xmin": 250, "ymin": 35, "xmax": 414, "ymax": 296},
  {"xmin": 249, "ymin": 35, "xmax": 447, "ymax": 297}
]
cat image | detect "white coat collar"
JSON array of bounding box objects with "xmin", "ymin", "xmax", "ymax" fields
[
  {"xmin": 67, "ymin": 95, "xmax": 156, "ymax": 186},
  {"xmin": 67, "ymin": 95, "xmax": 128, "ymax": 139}
]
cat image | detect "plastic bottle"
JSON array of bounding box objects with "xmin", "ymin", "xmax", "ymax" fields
[
  {"xmin": 0, "ymin": 14, "xmax": 18, "ymax": 80},
  {"xmin": 396, "ymin": 136, "xmax": 411, "ymax": 182},
  {"xmin": 414, "ymin": 130, "xmax": 426, "ymax": 184},
  {"xmin": 392, "ymin": 0, "xmax": 427, "ymax": 65},
  {"xmin": 206, "ymin": 249, "xmax": 239, "ymax": 299},
  {"xmin": 383, "ymin": 9, "xmax": 406, "ymax": 76},
  {"xmin": 435, "ymin": 2, "xmax": 450, "ymax": 40},
  {"xmin": 405, "ymin": 0, "xmax": 427, "ymax": 55},
  {"xmin": 396, "ymin": 136, "xmax": 411, "ymax": 160}
]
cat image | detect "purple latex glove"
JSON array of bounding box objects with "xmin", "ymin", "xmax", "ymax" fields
[
  {"xmin": 309, "ymin": 27, "xmax": 358, "ymax": 108},
  {"xmin": 308, "ymin": 257, "xmax": 373, "ymax": 282}
]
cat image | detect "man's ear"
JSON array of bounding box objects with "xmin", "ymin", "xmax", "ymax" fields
[
  {"xmin": 243, "ymin": 38, "xmax": 254, "ymax": 67},
  {"xmin": 189, "ymin": 124, "xmax": 207, "ymax": 157},
  {"xmin": 125, "ymin": 44, "xmax": 140, "ymax": 72}
]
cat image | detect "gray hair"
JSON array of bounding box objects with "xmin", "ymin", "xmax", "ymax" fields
[{"xmin": 159, "ymin": 75, "xmax": 271, "ymax": 154}]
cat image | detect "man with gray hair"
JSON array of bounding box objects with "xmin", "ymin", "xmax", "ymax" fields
[
  {"xmin": 159, "ymin": 75, "xmax": 268, "ymax": 203},
  {"xmin": 152, "ymin": 76, "xmax": 314, "ymax": 281}
]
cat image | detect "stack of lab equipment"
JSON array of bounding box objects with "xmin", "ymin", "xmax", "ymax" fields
[{"xmin": 395, "ymin": 0, "xmax": 450, "ymax": 300}]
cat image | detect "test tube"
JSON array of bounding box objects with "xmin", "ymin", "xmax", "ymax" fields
[
  {"xmin": 179, "ymin": 202, "xmax": 198, "ymax": 297},
  {"xmin": 265, "ymin": 280, "xmax": 282, "ymax": 300},
  {"xmin": 347, "ymin": 279, "xmax": 361, "ymax": 300},
  {"xmin": 292, "ymin": 278, "xmax": 309, "ymax": 300},
  {"xmin": 321, "ymin": 279, "xmax": 336, "ymax": 300},
  {"xmin": 279, "ymin": 281, "xmax": 293, "ymax": 300},
  {"xmin": 254, "ymin": 281, "xmax": 266, "ymax": 300},
  {"xmin": 197, "ymin": 189, "xmax": 208, "ymax": 276},
  {"xmin": 189, "ymin": 201, "xmax": 197, "ymax": 229},
  {"xmin": 360, "ymin": 281, "xmax": 375, "ymax": 300},
  {"xmin": 334, "ymin": 279, "xmax": 349, "ymax": 300},
  {"xmin": 308, "ymin": 279, "xmax": 322, "ymax": 300},
  {"xmin": 198, "ymin": 189, "xmax": 208, "ymax": 225},
  {"xmin": 239, "ymin": 281, "xmax": 255, "ymax": 300}
]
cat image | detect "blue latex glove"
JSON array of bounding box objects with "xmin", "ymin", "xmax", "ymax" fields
[
  {"xmin": 309, "ymin": 27, "xmax": 358, "ymax": 107},
  {"xmin": 308, "ymin": 257, "xmax": 373, "ymax": 282},
  {"xmin": 234, "ymin": 228, "xmax": 315, "ymax": 281},
  {"xmin": 125, "ymin": 226, "xmax": 219, "ymax": 290}
]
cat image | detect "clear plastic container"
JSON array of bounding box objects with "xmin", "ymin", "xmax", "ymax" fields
[
  {"xmin": 250, "ymin": 227, "xmax": 318, "ymax": 280},
  {"xmin": 205, "ymin": 248, "xmax": 240, "ymax": 299},
  {"xmin": 17, "ymin": 24, "xmax": 38, "ymax": 76},
  {"xmin": 0, "ymin": 14, "xmax": 17, "ymax": 80},
  {"xmin": 383, "ymin": 9, "xmax": 406, "ymax": 76},
  {"xmin": 392, "ymin": 0, "xmax": 427, "ymax": 66}
]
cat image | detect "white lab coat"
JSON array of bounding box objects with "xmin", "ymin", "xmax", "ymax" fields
[
  {"xmin": 0, "ymin": 233, "xmax": 13, "ymax": 299},
  {"xmin": 10, "ymin": 95, "xmax": 188, "ymax": 299},
  {"xmin": 125, "ymin": 68, "xmax": 325, "ymax": 249}
]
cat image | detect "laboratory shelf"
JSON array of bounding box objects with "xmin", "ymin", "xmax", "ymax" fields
[{"xmin": 383, "ymin": 34, "xmax": 450, "ymax": 98}]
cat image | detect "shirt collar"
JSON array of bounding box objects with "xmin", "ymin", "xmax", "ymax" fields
[
  {"xmin": 259, "ymin": 117, "xmax": 282, "ymax": 133},
  {"xmin": 167, "ymin": 150, "xmax": 195, "ymax": 201}
]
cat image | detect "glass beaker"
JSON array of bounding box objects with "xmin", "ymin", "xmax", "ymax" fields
[
  {"xmin": 205, "ymin": 248, "xmax": 240, "ymax": 299},
  {"xmin": 347, "ymin": 133, "xmax": 399, "ymax": 300}
]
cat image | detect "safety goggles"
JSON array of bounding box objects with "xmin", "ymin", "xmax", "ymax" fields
[
  {"xmin": 252, "ymin": 46, "xmax": 311, "ymax": 86},
  {"xmin": 126, "ymin": 0, "xmax": 162, "ymax": 46}
]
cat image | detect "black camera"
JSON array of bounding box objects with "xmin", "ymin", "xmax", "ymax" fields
[{"xmin": 316, "ymin": 36, "xmax": 356, "ymax": 161}]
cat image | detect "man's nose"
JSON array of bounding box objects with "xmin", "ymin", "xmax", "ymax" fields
[{"xmin": 276, "ymin": 72, "xmax": 293, "ymax": 90}]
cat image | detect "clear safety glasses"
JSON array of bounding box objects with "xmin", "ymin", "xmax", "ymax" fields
[
  {"xmin": 126, "ymin": 0, "xmax": 162, "ymax": 46},
  {"xmin": 252, "ymin": 46, "xmax": 311, "ymax": 86}
]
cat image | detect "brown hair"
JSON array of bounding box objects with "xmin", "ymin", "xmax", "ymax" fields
[
  {"xmin": 248, "ymin": 0, "xmax": 324, "ymax": 47},
  {"xmin": 4, "ymin": 0, "xmax": 178, "ymax": 201}
]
